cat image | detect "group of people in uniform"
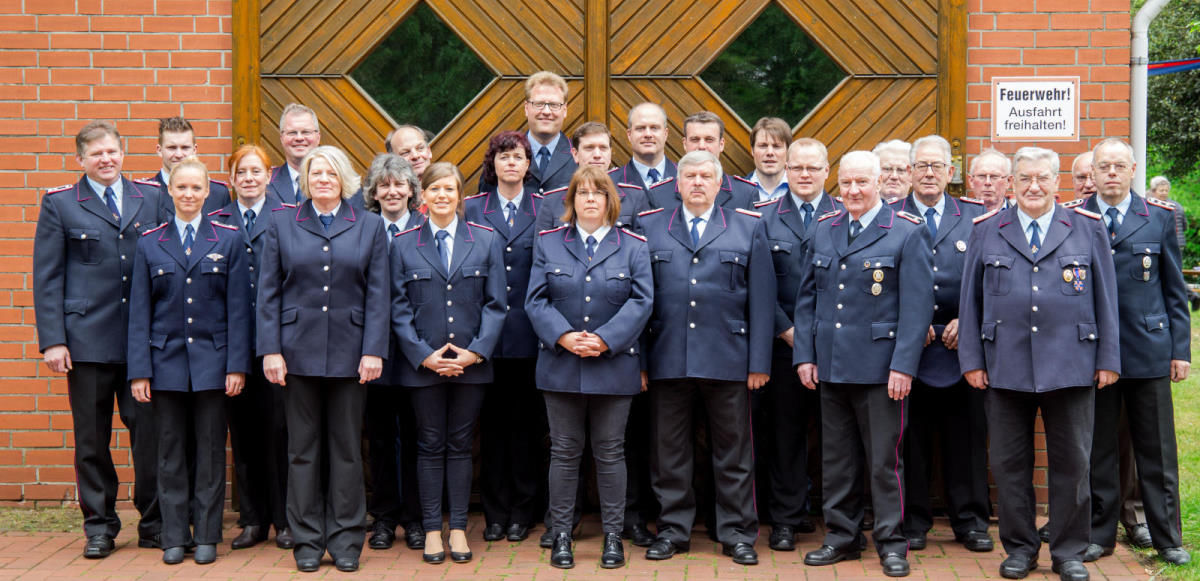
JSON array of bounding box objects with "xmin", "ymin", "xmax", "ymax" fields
[{"xmin": 32, "ymin": 70, "xmax": 1190, "ymax": 580}]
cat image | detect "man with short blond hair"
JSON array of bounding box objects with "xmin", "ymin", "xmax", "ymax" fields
[
  {"xmin": 522, "ymin": 71, "xmax": 576, "ymax": 193},
  {"xmin": 268, "ymin": 103, "xmax": 321, "ymax": 204}
]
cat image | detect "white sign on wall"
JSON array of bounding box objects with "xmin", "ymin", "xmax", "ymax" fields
[{"xmin": 991, "ymin": 77, "xmax": 1080, "ymax": 142}]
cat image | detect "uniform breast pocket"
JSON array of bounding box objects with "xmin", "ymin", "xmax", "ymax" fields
[
  {"xmin": 545, "ymin": 263, "xmax": 573, "ymax": 300},
  {"xmin": 861, "ymin": 256, "xmax": 895, "ymax": 296},
  {"xmin": 202, "ymin": 259, "xmax": 226, "ymax": 298},
  {"xmin": 605, "ymin": 267, "xmax": 632, "ymax": 305},
  {"xmin": 650, "ymin": 250, "xmax": 672, "ymax": 280},
  {"xmin": 404, "ymin": 269, "xmax": 432, "ymax": 305},
  {"xmin": 720, "ymin": 250, "xmax": 748, "ymax": 292},
  {"xmin": 811, "ymin": 252, "xmax": 832, "ymax": 291},
  {"xmin": 1057, "ymin": 255, "xmax": 1091, "ymax": 295},
  {"xmin": 769, "ymin": 239, "xmax": 794, "ymax": 276},
  {"xmin": 983, "ymin": 254, "xmax": 1014, "ymax": 295},
  {"xmin": 68, "ymin": 228, "xmax": 101, "ymax": 265},
  {"xmin": 151, "ymin": 262, "xmax": 175, "ymax": 298},
  {"xmin": 1129, "ymin": 242, "xmax": 1160, "ymax": 284},
  {"xmin": 461, "ymin": 265, "xmax": 487, "ymax": 301}
]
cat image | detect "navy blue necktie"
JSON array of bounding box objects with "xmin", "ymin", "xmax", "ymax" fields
[
  {"xmin": 318, "ymin": 213, "xmax": 334, "ymax": 232},
  {"xmin": 435, "ymin": 230, "xmax": 450, "ymax": 270},
  {"xmin": 690, "ymin": 217, "xmax": 703, "ymax": 247},
  {"xmin": 1029, "ymin": 221, "xmax": 1041, "ymax": 256},
  {"xmin": 293, "ymin": 177, "xmax": 302, "ymax": 204},
  {"xmin": 1105, "ymin": 207, "xmax": 1120, "ymax": 239},
  {"xmin": 849, "ymin": 219, "xmax": 862, "ymax": 240},
  {"xmin": 387, "ymin": 223, "xmax": 399, "ymax": 244},
  {"xmin": 925, "ymin": 207, "xmax": 938, "ymax": 239},
  {"xmin": 801, "ymin": 202, "xmax": 814, "ymax": 228},
  {"xmin": 103, "ymin": 186, "xmax": 120, "ymax": 221},
  {"xmin": 244, "ymin": 209, "xmax": 256, "ymax": 232},
  {"xmin": 648, "ymin": 168, "xmax": 661, "ymax": 185},
  {"xmin": 586, "ymin": 235, "xmax": 596, "ymax": 260},
  {"xmin": 183, "ymin": 223, "xmax": 194, "ymax": 255},
  {"xmin": 537, "ymin": 147, "xmax": 550, "ymax": 171},
  {"xmin": 506, "ymin": 201, "xmax": 517, "ymax": 229}
]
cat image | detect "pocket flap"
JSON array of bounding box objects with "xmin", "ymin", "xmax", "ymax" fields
[
  {"xmin": 151, "ymin": 263, "xmax": 175, "ymax": 277},
  {"xmin": 720, "ymin": 250, "xmax": 747, "ymax": 266},
  {"xmin": 1131, "ymin": 242, "xmax": 1161, "ymax": 255},
  {"xmin": 651, "ymin": 250, "xmax": 673, "ymax": 263},
  {"xmin": 871, "ymin": 321, "xmax": 897, "ymax": 340},
  {"xmin": 149, "ymin": 334, "xmax": 167, "ymax": 349},
  {"xmin": 862, "ymin": 256, "xmax": 895, "ymax": 269},
  {"xmin": 729, "ymin": 320, "xmax": 748, "ymax": 335},
  {"xmin": 606, "ymin": 268, "xmax": 629, "ymax": 281},
  {"xmin": 64, "ymin": 298, "xmax": 88, "ymax": 315},
  {"xmin": 1144, "ymin": 313, "xmax": 1168, "ymax": 332},
  {"xmin": 1056, "ymin": 254, "xmax": 1091, "ymax": 268},
  {"xmin": 351, "ymin": 308, "xmax": 364, "ymax": 326},
  {"xmin": 811, "ymin": 253, "xmax": 832, "ymax": 268},
  {"xmin": 68, "ymin": 228, "xmax": 100, "ymax": 241},
  {"xmin": 984, "ymin": 255, "xmax": 1013, "ymax": 269},
  {"xmin": 406, "ymin": 268, "xmax": 432, "ymax": 281},
  {"xmin": 281, "ymin": 307, "xmax": 298, "ymax": 325},
  {"xmin": 1078, "ymin": 323, "xmax": 1098, "ymax": 341},
  {"xmin": 462, "ymin": 265, "xmax": 487, "ymax": 278},
  {"xmin": 202, "ymin": 259, "xmax": 224, "ymax": 274},
  {"xmin": 769, "ymin": 239, "xmax": 794, "ymax": 254},
  {"xmin": 546, "ymin": 263, "xmax": 572, "ymax": 276},
  {"xmin": 981, "ymin": 321, "xmax": 996, "ymax": 341}
]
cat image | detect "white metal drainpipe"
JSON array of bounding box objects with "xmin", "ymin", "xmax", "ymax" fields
[{"xmin": 1131, "ymin": 0, "xmax": 1170, "ymax": 193}]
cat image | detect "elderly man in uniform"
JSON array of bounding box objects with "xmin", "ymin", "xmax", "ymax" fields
[
  {"xmin": 638, "ymin": 150, "xmax": 774, "ymax": 566},
  {"xmin": 33, "ymin": 121, "xmax": 167, "ymax": 557},
  {"xmin": 969, "ymin": 149, "xmax": 1013, "ymax": 212},
  {"xmin": 874, "ymin": 140, "xmax": 913, "ymax": 203},
  {"xmin": 889, "ymin": 136, "xmax": 992, "ymax": 553},
  {"xmin": 266, "ymin": 103, "xmax": 321, "ymax": 204},
  {"xmin": 794, "ymin": 150, "xmax": 933, "ymax": 577},
  {"xmin": 752, "ymin": 137, "xmax": 841, "ymax": 551},
  {"xmin": 1077, "ymin": 139, "xmax": 1190, "ymax": 566},
  {"xmin": 1071, "ymin": 152, "xmax": 1097, "ymax": 200},
  {"xmin": 959, "ymin": 146, "xmax": 1120, "ymax": 581}
]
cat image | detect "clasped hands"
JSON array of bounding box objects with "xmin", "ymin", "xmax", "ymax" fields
[
  {"xmin": 422, "ymin": 343, "xmax": 481, "ymax": 377},
  {"xmin": 557, "ymin": 331, "xmax": 609, "ymax": 358}
]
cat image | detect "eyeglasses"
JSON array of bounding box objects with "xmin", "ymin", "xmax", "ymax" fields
[
  {"xmin": 786, "ymin": 165, "xmax": 826, "ymax": 174},
  {"xmin": 1095, "ymin": 162, "xmax": 1130, "ymax": 173},
  {"xmin": 575, "ymin": 190, "xmax": 604, "ymax": 199},
  {"xmin": 913, "ymin": 162, "xmax": 948, "ymax": 173},
  {"xmin": 971, "ymin": 173, "xmax": 1007, "ymax": 183},
  {"xmin": 527, "ymin": 101, "xmax": 565, "ymax": 112},
  {"xmin": 1015, "ymin": 174, "xmax": 1057, "ymax": 186},
  {"xmin": 282, "ymin": 130, "xmax": 318, "ymax": 139}
]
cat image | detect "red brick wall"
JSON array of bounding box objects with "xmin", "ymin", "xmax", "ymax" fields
[
  {"xmin": 0, "ymin": 0, "xmax": 233, "ymax": 506},
  {"xmin": 967, "ymin": 0, "xmax": 1131, "ymax": 200}
]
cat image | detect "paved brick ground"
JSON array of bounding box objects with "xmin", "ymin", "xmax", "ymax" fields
[{"xmin": 0, "ymin": 512, "xmax": 1152, "ymax": 580}]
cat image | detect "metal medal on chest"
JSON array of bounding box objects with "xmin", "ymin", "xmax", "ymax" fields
[
  {"xmin": 1143, "ymin": 255, "xmax": 1152, "ymax": 269},
  {"xmin": 872, "ymin": 269, "xmax": 884, "ymax": 282},
  {"xmin": 870, "ymin": 282, "xmax": 882, "ymax": 296},
  {"xmin": 1063, "ymin": 269, "xmax": 1073, "ymax": 282},
  {"xmin": 956, "ymin": 240, "xmax": 966, "ymax": 252},
  {"xmin": 1072, "ymin": 267, "xmax": 1085, "ymax": 291}
]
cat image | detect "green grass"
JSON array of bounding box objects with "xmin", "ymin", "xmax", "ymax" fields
[
  {"xmin": 0, "ymin": 507, "xmax": 80, "ymax": 533},
  {"xmin": 1157, "ymin": 312, "xmax": 1200, "ymax": 579}
]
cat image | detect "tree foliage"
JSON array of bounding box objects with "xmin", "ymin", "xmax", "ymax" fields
[
  {"xmin": 1143, "ymin": 0, "xmax": 1200, "ymax": 176},
  {"xmin": 699, "ymin": 3, "xmax": 846, "ymax": 128},
  {"xmin": 351, "ymin": 2, "xmax": 494, "ymax": 135}
]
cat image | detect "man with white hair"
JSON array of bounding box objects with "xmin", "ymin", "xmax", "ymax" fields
[
  {"xmin": 794, "ymin": 150, "xmax": 933, "ymax": 577},
  {"xmin": 873, "ymin": 140, "xmax": 913, "ymax": 203},
  {"xmin": 968, "ymin": 149, "xmax": 1013, "ymax": 212}
]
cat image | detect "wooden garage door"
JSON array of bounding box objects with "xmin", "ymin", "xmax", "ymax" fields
[{"xmin": 232, "ymin": 0, "xmax": 966, "ymax": 188}]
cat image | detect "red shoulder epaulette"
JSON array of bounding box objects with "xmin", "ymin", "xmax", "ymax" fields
[
  {"xmin": 46, "ymin": 184, "xmax": 74, "ymax": 194},
  {"xmin": 732, "ymin": 175, "xmax": 756, "ymax": 186},
  {"xmin": 133, "ymin": 178, "xmax": 159, "ymax": 186},
  {"xmin": 207, "ymin": 208, "xmax": 224, "ymax": 216},
  {"xmin": 735, "ymin": 208, "xmax": 762, "ymax": 218},
  {"xmin": 397, "ymin": 225, "xmax": 421, "ymax": 236},
  {"xmin": 142, "ymin": 222, "xmax": 169, "ymax": 236},
  {"xmin": 1147, "ymin": 197, "xmax": 1175, "ymax": 211},
  {"xmin": 210, "ymin": 178, "xmax": 228, "ymax": 187},
  {"xmin": 212, "ymin": 221, "xmax": 238, "ymax": 231},
  {"xmin": 616, "ymin": 182, "xmax": 641, "ymax": 190},
  {"xmin": 467, "ymin": 221, "xmax": 494, "ymax": 232},
  {"xmin": 649, "ymin": 177, "xmax": 675, "ymax": 187},
  {"xmin": 543, "ymin": 185, "xmax": 568, "ymax": 196},
  {"xmin": 817, "ymin": 210, "xmax": 842, "ymax": 222},
  {"xmin": 753, "ymin": 198, "xmax": 780, "ymax": 209},
  {"xmin": 1061, "ymin": 198, "xmax": 1085, "ymax": 209},
  {"xmin": 539, "ymin": 225, "xmax": 568, "ymax": 236},
  {"xmin": 897, "ymin": 211, "xmax": 924, "ymax": 225},
  {"xmin": 973, "ymin": 208, "xmax": 1000, "ymax": 224},
  {"xmin": 463, "ymin": 192, "xmax": 488, "ymax": 200},
  {"xmin": 959, "ymin": 196, "xmax": 984, "ymax": 205},
  {"xmin": 531, "ymin": 192, "xmax": 544, "ymax": 199},
  {"xmin": 638, "ymin": 207, "xmax": 665, "ymax": 217},
  {"xmin": 835, "ymin": 196, "xmax": 844, "ymax": 203},
  {"xmin": 621, "ymin": 227, "xmax": 646, "ymax": 242},
  {"xmin": 1074, "ymin": 207, "xmax": 1101, "ymax": 220},
  {"xmin": 273, "ymin": 203, "xmax": 296, "ymax": 211}
]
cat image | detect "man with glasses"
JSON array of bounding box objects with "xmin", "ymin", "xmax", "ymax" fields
[
  {"xmin": 873, "ymin": 140, "xmax": 913, "ymax": 203},
  {"xmin": 267, "ymin": 103, "xmax": 321, "ymax": 204},
  {"xmin": 1075, "ymin": 139, "xmax": 1190, "ymax": 567},
  {"xmin": 1071, "ymin": 152, "xmax": 1097, "ymax": 200},
  {"xmin": 613, "ymin": 102, "xmax": 676, "ymax": 191},
  {"xmin": 968, "ymin": 149, "xmax": 1013, "ymax": 212},
  {"xmin": 959, "ymin": 146, "xmax": 1119, "ymax": 581},
  {"xmin": 890, "ymin": 135, "xmax": 992, "ymax": 554},
  {"xmin": 752, "ymin": 138, "xmax": 840, "ymax": 551},
  {"xmin": 519, "ymin": 71, "xmax": 576, "ymax": 194}
]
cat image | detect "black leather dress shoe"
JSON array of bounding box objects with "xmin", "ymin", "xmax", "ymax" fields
[
  {"xmin": 1160, "ymin": 547, "xmax": 1191, "ymax": 565},
  {"xmin": 137, "ymin": 533, "xmax": 161, "ymax": 549},
  {"xmin": 723, "ymin": 542, "xmax": 759, "ymax": 565},
  {"xmin": 83, "ymin": 535, "xmax": 115, "ymax": 559},
  {"xmin": 601, "ymin": 532, "xmax": 625, "ymax": 568},
  {"xmin": 645, "ymin": 538, "xmax": 688, "ymax": 560},
  {"xmin": 1127, "ymin": 524, "xmax": 1153, "ymax": 549},
  {"xmin": 622, "ymin": 522, "xmax": 655, "ymax": 547},
  {"xmin": 796, "ymin": 516, "xmax": 817, "ymax": 534},
  {"xmin": 1052, "ymin": 559, "xmax": 1090, "ymax": 581},
  {"xmin": 539, "ymin": 528, "xmax": 554, "ymax": 549},
  {"xmin": 404, "ymin": 526, "xmax": 425, "ymax": 550},
  {"xmin": 550, "ymin": 532, "xmax": 574, "ymax": 569},
  {"xmin": 804, "ymin": 545, "xmax": 861, "ymax": 566},
  {"xmin": 483, "ymin": 523, "xmax": 505, "ymax": 541},
  {"xmin": 275, "ymin": 527, "xmax": 295, "ymax": 549},
  {"xmin": 295, "ymin": 557, "xmax": 320, "ymax": 572},
  {"xmin": 956, "ymin": 530, "xmax": 995, "ymax": 552},
  {"xmin": 193, "ymin": 544, "xmax": 216, "ymax": 565},
  {"xmin": 368, "ymin": 521, "xmax": 396, "ymax": 549},
  {"xmin": 162, "ymin": 546, "xmax": 185, "ymax": 564},
  {"xmin": 769, "ymin": 525, "xmax": 795, "ymax": 551},
  {"xmin": 334, "ymin": 557, "xmax": 359, "ymax": 572},
  {"xmin": 880, "ymin": 552, "xmax": 910, "ymax": 577},
  {"xmin": 232, "ymin": 525, "xmax": 267, "ymax": 550},
  {"xmin": 907, "ymin": 532, "xmax": 927, "ymax": 551},
  {"xmin": 1082, "ymin": 543, "xmax": 1112, "ymax": 562},
  {"xmin": 506, "ymin": 523, "xmax": 530, "ymax": 542},
  {"xmin": 862, "ymin": 510, "xmax": 875, "ymax": 531},
  {"xmin": 999, "ymin": 553, "xmax": 1038, "ymax": 579},
  {"xmin": 1038, "ymin": 524, "xmax": 1051, "ymax": 543}
]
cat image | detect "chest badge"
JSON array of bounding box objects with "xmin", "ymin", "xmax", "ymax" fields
[
  {"xmin": 872, "ymin": 269, "xmax": 884, "ymax": 282},
  {"xmin": 1063, "ymin": 269, "xmax": 1074, "ymax": 283},
  {"xmin": 956, "ymin": 240, "xmax": 966, "ymax": 252},
  {"xmin": 863, "ymin": 260, "xmax": 871, "ymax": 269},
  {"xmin": 871, "ymin": 282, "xmax": 882, "ymax": 296},
  {"xmin": 1072, "ymin": 267, "xmax": 1085, "ymax": 291},
  {"xmin": 1142, "ymin": 256, "xmax": 1152, "ymax": 269},
  {"xmin": 206, "ymin": 253, "xmax": 224, "ymax": 262}
]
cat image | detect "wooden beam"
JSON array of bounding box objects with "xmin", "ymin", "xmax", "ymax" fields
[
  {"xmin": 585, "ymin": 0, "xmax": 609, "ymax": 125},
  {"xmin": 938, "ymin": 0, "xmax": 967, "ymax": 194},
  {"xmin": 232, "ymin": 0, "xmax": 262, "ymax": 148}
]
